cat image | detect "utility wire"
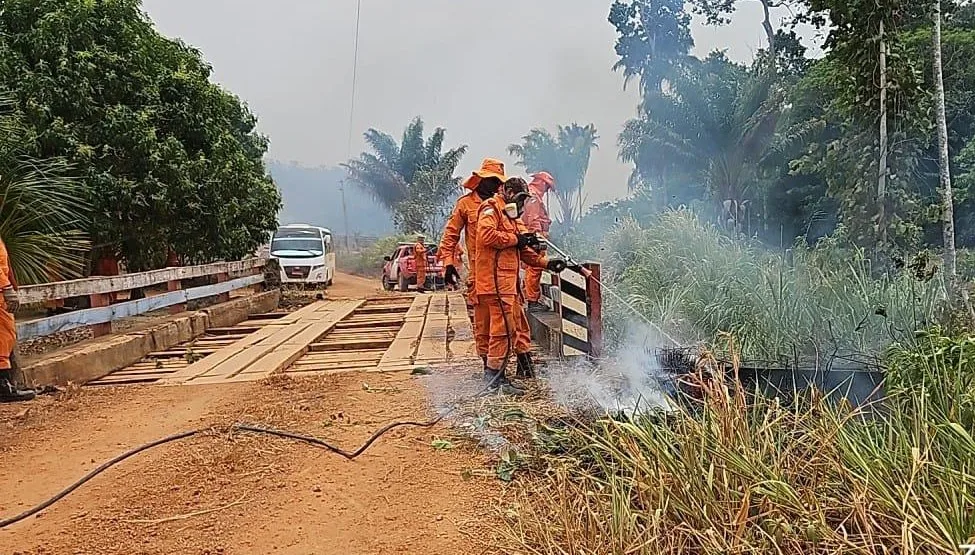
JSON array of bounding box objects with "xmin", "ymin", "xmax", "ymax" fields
[{"xmin": 338, "ymin": 0, "xmax": 362, "ymax": 253}]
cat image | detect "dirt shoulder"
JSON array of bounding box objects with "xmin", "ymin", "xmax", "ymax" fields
[
  {"xmin": 0, "ymin": 274, "xmax": 501, "ymax": 554},
  {"xmin": 0, "ymin": 371, "xmax": 500, "ymax": 554}
]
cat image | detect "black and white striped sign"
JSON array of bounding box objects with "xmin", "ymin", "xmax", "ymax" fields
[{"xmin": 557, "ymin": 268, "xmax": 591, "ymax": 357}]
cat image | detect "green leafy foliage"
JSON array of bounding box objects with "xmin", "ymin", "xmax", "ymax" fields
[
  {"xmin": 0, "ymin": 0, "xmax": 281, "ymax": 271},
  {"xmin": 0, "ymin": 94, "xmax": 88, "ymax": 284},
  {"xmin": 608, "ymin": 0, "xmax": 693, "ymax": 95},
  {"xmin": 343, "ymin": 117, "xmax": 467, "ymax": 235}
]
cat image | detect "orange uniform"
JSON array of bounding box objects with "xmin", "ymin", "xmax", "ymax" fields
[
  {"xmin": 474, "ymin": 195, "xmax": 549, "ymax": 370},
  {"xmin": 522, "ymin": 173, "xmax": 555, "ymax": 303},
  {"xmin": 0, "ymin": 238, "xmax": 16, "ymax": 370},
  {"xmin": 413, "ymin": 240, "xmax": 427, "ymax": 289},
  {"xmin": 439, "ymin": 192, "xmax": 483, "ymax": 302}
]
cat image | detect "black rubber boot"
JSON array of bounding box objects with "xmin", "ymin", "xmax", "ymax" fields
[
  {"xmin": 515, "ymin": 352, "xmax": 536, "ymax": 379},
  {"xmin": 0, "ymin": 369, "xmax": 35, "ymax": 403},
  {"xmin": 483, "ymin": 368, "xmax": 525, "ymax": 396}
]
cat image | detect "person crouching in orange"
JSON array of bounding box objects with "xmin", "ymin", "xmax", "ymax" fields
[
  {"xmin": 439, "ymin": 158, "xmax": 507, "ymax": 370},
  {"xmin": 413, "ymin": 234, "xmax": 428, "ymax": 293},
  {"xmin": 522, "ymin": 171, "xmax": 556, "ymax": 312},
  {"xmin": 475, "ymin": 177, "xmax": 566, "ymax": 395}
]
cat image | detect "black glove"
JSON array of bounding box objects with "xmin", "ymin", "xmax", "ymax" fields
[
  {"xmin": 546, "ymin": 259, "xmax": 568, "ymax": 273},
  {"xmin": 444, "ymin": 265, "xmax": 461, "ymax": 286},
  {"xmin": 516, "ymin": 233, "xmax": 542, "ymax": 250}
]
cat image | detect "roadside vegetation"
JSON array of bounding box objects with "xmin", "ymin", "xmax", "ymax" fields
[
  {"xmin": 477, "ymin": 1, "xmax": 975, "ymax": 553},
  {"xmin": 0, "ymin": 0, "xmax": 280, "ymax": 277}
]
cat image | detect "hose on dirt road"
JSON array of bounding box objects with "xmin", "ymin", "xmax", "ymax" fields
[{"xmin": 0, "ymin": 405, "xmax": 496, "ymax": 529}]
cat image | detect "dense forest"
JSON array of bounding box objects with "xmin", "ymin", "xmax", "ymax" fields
[{"xmin": 0, "ymin": 0, "xmax": 281, "ymax": 278}]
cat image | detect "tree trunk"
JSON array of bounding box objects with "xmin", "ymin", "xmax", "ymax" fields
[
  {"xmin": 878, "ymin": 20, "xmax": 889, "ymax": 250},
  {"xmin": 760, "ymin": 0, "xmax": 776, "ymax": 59},
  {"xmin": 933, "ymin": 0, "xmax": 963, "ymax": 309}
]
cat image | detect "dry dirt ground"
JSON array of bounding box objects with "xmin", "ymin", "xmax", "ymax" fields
[{"xmin": 0, "ymin": 273, "xmax": 505, "ymax": 554}]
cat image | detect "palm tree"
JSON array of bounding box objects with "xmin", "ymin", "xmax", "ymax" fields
[
  {"xmin": 618, "ymin": 53, "xmax": 786, "ymax": 232},
  {"xmin": 343, "ymin": 117, "xmax": 467, "ymax": 234},
  {"xmin": 508, "ymin": 123, "xmax": 599, "ymax": 226},
  {"xmin": 0, "ymin": 95, "xmax": 88, "ymax": 284}
]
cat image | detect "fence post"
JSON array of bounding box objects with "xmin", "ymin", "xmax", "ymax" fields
[
  {"xmin": 216, "ymin": 272, "xmax": 230, "ymax": 303},
  {"xmin": 167, "ymin": 278, "xmax": 185, "ymax": 314},
  {"xmin": 583, "ymin": 262, "xmax": 603, "ymax": 358},
  {"xmin": 88, "ymin": 293, "xmax": 112, "ymax": 337}
]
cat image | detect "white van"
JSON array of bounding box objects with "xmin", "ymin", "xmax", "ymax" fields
[{"xmin": 269, "ymin": 224, "xmax": 335, "ymax": 287}]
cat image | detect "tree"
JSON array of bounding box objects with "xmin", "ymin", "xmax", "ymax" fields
[
  {"xmin": 608, "ymin": 0, "xmax": 694, "ymax": 96},
  {"xmin": 0, "ymin": 0, "xmax": 281, "ymax": 271},
  {"xmin": 508, "ymin": 124, "xmax": 599, "ymax": 227},
  {"xmin": 343, "ymin": 117, "xmax": 467, "ymax": 235},
  {"xmin": 688, "ymin": 0, "xmax": 806, "ymax": 60},
  {"xmin": 0, "ymin": 95, "xmax": 88, "ymax": 284},
  {"xmin": 618, "ymin": 54, "xmax": 786, "ymax": 233}
]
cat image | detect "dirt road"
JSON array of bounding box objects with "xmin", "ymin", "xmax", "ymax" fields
[{"xmin": 0, "ymin": 273, "xmax": 501, "ymax": 554}]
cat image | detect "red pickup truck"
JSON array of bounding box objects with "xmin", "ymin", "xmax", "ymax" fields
[{"xmin": 382, "ymin": 243, "xmax": 445, "ymax": 292}]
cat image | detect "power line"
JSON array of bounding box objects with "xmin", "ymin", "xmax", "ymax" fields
[{"xmin": 338, "ymin": 0, "xmax": 362, "ymax": 253}]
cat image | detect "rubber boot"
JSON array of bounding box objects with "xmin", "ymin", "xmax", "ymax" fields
[
  {"xmin": 0, "ymin": 369, "xmax": 35, "ymax": 403},
  {"xmin": 515, "ymin": 352, "xmax": 536, "ymax": 379},
  {"xmin": 483, "ymin": 368, "xmax": 525, "ymax": 397}
]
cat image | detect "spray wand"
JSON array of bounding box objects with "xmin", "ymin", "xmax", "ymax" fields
[{"xmin": 540, "ymin": 238, "xmax": 680, "ymax": 348}]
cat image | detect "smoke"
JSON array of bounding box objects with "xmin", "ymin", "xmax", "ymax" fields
[{"xmin": 546, "ymin": 322, "xmax": 674, "ymax": 415}]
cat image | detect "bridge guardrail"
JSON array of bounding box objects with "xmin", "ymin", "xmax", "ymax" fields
[{"xmin": 17, "ymin": 258, "xmax": 268, "ymax": 341}]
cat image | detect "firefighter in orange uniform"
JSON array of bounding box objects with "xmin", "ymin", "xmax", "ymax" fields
[
  {"xmin": 413, "ymin": 234, "xmax": 428, "ymax": 292},
  {"xmin": 475, "ymin": 177, "xmax": 566, "ymax": 394},
  {"xmin": 438, "ymin": 158, "xmax": 506, "ymax": 368},
  {"xmin": 522, "ymin": 171, "xmax": 555, "ymax": 312},
  {"xmin": 0, "ymin": 237, "xmax": 34, "ymax": 403}
]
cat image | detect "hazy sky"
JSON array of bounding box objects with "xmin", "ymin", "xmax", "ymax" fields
[{"xmin": 142, "ymin": 0, "xmax": 820, "ymax": 206}]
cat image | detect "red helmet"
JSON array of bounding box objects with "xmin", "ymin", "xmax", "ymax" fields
[{"xmin": 530, "ymin": 171, "xmax": 555, "ymax": 192}]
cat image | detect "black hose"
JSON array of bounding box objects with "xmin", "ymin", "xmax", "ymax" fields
[{"xmin": 0, "ymin": 386, "xmax": 498, "ymax": 530}]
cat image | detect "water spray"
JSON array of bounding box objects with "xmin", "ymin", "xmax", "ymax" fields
[{"xmin": 541, "ymin": 238, "xmax": 681, "ymax": 348}]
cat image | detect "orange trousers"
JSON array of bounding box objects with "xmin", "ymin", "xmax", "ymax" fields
[
  {"xmin": 476, "ymin": 294, "xmax": 531, "ymax": 369},
  {"xmin": 524, "ymin": 265, "xmax": 544, "ymax": 302},
  {"xmin": 0, "ymin": 308, "xmax": 15, "ymax": 370}
]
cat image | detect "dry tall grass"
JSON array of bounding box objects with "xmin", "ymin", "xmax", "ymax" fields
[{"xmin": 500, "ymin": 360, "xmax": 975, "ymax": 554}]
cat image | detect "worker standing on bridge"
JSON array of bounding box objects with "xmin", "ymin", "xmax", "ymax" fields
[
  {"xmin": 413, "ymin": 234, "xmax": 428, "ymax": 293},
  {"xmin": 439, "ymin": 158, "xmax": 506, "ymax": 369},
  {"xmin": 475, "ymin": 177, "xmax": 566, "ymax": 395},
  {"xmin": 522, "ymin": 172, "xmax": 555, "ymax": 313},
  {"xmin": 0, "ymin": 237, "xmax": 34, "ymax": 403}
]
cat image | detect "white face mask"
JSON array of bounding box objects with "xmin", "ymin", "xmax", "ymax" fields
[{"xmin": 504, "ymin": 203, "xmax": 520, "ymax": 219}]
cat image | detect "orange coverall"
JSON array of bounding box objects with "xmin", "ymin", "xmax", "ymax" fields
[
  {"xmin": 439, "ymin": 191, "xmax": 484, "ymax": 308},
  {"xmin": 521, "ymin": 183, "xmax": 553, "ymax": 303},
  {"xmin": 474, "ymin": 195, "xmax": 549, "ymax": 370},
  {"xmin": 0, "ymin": 238, "xmax": 17, "ymax": 370},
  {"xmin": 413, "ymin": 241, "xmax": 427, "ymax": 289}
]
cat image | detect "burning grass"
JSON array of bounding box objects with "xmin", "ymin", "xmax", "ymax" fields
[
  {"xmin": 460, "ymin": 329, "xmax": 975, "ymax": 555},
  {"xmin": 498, "ymin": 372, "xmax": 975, "ymax": 554}
]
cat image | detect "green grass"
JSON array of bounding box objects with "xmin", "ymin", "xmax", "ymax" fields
[{"xmin": 599, "ymin": 210, "xmax": 942, "ymax": 360}]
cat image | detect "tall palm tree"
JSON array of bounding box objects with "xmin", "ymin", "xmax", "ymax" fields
[
  {"xmin": 343, "ymin": 117, "xmax": 467, "ymax": 234},
  {"xmin": 618, "ymin": 53, "xmax": 785, "ymax": 231},
  {"xmin": 508, "ymin": 123, "xmax": 599, "ymax": 226},
  {"xmin": 0, "ymin": 95, "xmax": 88, "ymax": 284}
]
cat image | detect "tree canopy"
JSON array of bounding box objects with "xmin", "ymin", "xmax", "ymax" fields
[
  {"xmin": 344, "ymin": 117, "xmax": 467, "ymax": 236},
  {"xmin": 0, "ymin": 0, "xmax": 281, "ymax": 271},
  {"xmin": 508, "ymin": 124, "xmax": 599, "ymax": 227}
]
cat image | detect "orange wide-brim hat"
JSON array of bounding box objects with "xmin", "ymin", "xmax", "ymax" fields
[{"xmin": 462, "ymin": 158, "xmax": 508, "ymax": 190}]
